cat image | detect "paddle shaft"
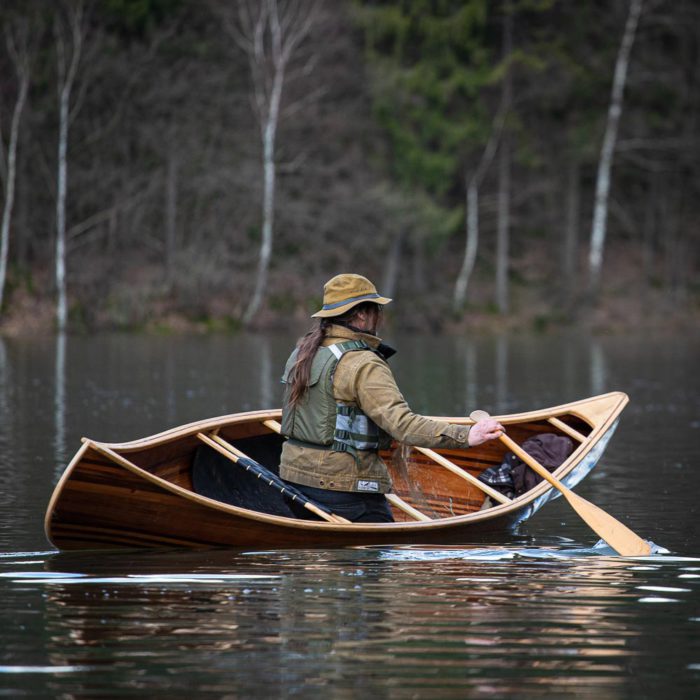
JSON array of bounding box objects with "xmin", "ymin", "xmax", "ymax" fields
[
  {"xmin": 499, "ymin": 433, "xmax": 571, "ymax": 492},
  {"xmin": 197, "ymin": 432, "xmax": 349, "ymax": 524}
]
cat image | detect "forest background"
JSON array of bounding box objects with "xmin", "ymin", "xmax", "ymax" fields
[{"xmin": 0, "ymin": 0, "xmax": 697, "ymax": 335}]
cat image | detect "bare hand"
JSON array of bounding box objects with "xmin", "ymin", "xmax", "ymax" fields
[{"xmin": 468, "ymin": 418, "xmax": 505, "ymax": 447}]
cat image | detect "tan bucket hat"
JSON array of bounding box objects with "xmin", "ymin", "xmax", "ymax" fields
[{"xmin": 312, "ymin": 273, "xmax": 392, "ymax": 318}]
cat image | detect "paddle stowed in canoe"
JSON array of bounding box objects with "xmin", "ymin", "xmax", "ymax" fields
[
  {"xmin": 195, "ymin": 431, "xmax": 349, "ymax": 524},
  {"xmin": 45, "ymin": 392, "xmax": 637, "ymax": 550}
]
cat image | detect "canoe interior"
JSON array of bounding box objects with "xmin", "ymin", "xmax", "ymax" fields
[{"xmin": 110, "ymin": 413, "xmax": 593, "ymax": 523}]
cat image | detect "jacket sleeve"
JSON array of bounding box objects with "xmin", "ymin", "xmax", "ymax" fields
[{"xmin": 337, "ymin": 352, "xmax": 471, "ymax": 449}]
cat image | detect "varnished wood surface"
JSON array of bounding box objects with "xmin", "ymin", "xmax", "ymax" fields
[{"xmin": 45, "ymin": 392, "xmax": 628, "ymax": 549}]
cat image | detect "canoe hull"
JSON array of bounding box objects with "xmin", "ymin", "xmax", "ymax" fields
[
  {"xmin": 47, "ymin": 453, "xmax": 537, "ymax": 549},
  {"xmin": 45, "ymin": 392, "xmax": 629, "ymax": 550}
]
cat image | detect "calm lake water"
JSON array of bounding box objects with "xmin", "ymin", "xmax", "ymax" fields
[{"xmin": 0, "ymin": 330, "xmax": 698, "ymax": 698}]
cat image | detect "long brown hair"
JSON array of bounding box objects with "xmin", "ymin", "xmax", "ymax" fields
[{"xmin": 286, "ymin": 302, "xmax": 380, "ymax": 407}]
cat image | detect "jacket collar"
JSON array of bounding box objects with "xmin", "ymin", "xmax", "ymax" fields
[{"xmin": 324, "ymin": 323, "xmax": 383, "ymax": 350}]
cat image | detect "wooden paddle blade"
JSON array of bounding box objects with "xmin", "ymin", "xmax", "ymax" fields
[
  {"xmin": 499, "ymin": 428, "xmax": 651, "ymax": 556},
  {"xmin": 562, "ymin": 489, "xmax": 652, "ymax": 556}
]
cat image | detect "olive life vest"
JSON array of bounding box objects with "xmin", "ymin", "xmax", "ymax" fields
[{"xmin": 281, "ymin": 340, "xmax": 389, "ymax": 458}]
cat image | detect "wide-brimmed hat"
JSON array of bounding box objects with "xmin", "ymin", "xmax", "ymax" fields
[{"xmin": 311, "ymin": 273, "xmax": 392, "ymax": 318}]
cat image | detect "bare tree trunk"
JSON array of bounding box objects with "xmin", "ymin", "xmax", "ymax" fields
[
  {"xmin": 56, "ymin": 88, "xmax": 70, "ymax": 331},
  {"xmin": 495, "ymin": 7, "xmax": 513, "ymax": 315},
  {"xmin": 244, "ymin": 64, "xmax": 283, "ymax": 325},
  {"xmin": 0, "ymin": 27, "xmax": 30, "ymax": 312},
  {"xmin": 588, "ymin": 0, "xmax": 643, "ymax": 296},
  {"xmin": 453, "ymin": 111, "xmax": 505, "ymax": 312},
  {"xmin": 453, "ymin": 178, "xmax": 480, "ymax": 311},
  {"xmin": 222, "ymin": 0, "xmax": 320, "ymax": 327},
  {"xmin": 54, "ymin": 2, "xmax": 84, "ymax": 332},
  {"xmin": 453, "ymin": 6, "xmax": 511, "ymax": 313}
]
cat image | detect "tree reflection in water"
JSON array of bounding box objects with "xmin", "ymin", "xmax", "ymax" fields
[{"xmin": 35, "ymin": 548, "xmax": 665, "ymax": 697}]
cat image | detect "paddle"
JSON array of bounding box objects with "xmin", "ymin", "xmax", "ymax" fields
[
  {"xmin": 263, "ymin": 419, "xmax": 511, "ymax": 508},
  {"xmin": 196, "ymin": 432, "xmax": 350, "ymax": 524},
  {"xmin": 470, "ymin": 410, "xmax": 651, "ymax": 556}
]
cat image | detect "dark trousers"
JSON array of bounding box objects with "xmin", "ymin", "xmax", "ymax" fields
[{"xmin": 296, "ymin": 484, "xmax": 395, "ymax": 523}]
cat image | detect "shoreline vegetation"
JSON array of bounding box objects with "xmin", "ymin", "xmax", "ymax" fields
[
  {"xmin": 1, "ymin": 247, "xmax": 696, "ymax": 337},
  {"xmin": 0, "ymin": 2, "xmax": 697, "ymax": 337}
]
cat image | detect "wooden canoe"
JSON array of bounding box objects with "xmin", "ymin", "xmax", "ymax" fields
[{"xmin": 45, "ymin": 392, "xmax": 628, "ymax": 550}]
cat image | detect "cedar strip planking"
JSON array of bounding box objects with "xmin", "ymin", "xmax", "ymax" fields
[
  {"xmin": 50, "ymin": 523, "xmax": 203, "ymax": 548},
  {"xmin": 45, "ymin": 393, "xmax": 629, "ymax": 549}
]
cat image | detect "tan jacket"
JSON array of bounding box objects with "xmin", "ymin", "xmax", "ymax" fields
[{"xmin": 279, "ymin": 325, "xmax": 471, "ymax": 493}]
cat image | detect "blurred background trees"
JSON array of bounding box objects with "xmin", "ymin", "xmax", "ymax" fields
[{"xmin": 0, "ymin": 0, "xmax": 697, "ymax": 332}]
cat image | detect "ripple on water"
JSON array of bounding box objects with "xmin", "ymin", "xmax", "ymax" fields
[
  {"xmin": 0, "ymin": 665, "xmax": 96, "ymax": 674},
  {"xmin": 636, "ymin": 585, "xmax": 692, "ymax": 593}
]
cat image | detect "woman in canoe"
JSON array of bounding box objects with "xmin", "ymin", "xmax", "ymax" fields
[{"xmin": 279, "ymin": 273, "xmax": 504, "ymax": 523}]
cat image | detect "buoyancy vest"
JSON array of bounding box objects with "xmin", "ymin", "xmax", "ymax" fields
[{"xmin": 281, "ymin": 340, "xmax": 389, "ymax": 458}]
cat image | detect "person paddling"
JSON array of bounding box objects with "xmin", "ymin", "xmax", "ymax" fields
[{"xmin": 279, "ymin": 273, "xmax": 504, "ymax": 522}]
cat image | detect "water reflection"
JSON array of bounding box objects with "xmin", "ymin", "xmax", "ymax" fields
[
  {"xmin": 463, "ymin": 341, "xmax": 477, "ymax": 414},
  {"xmin": 54, "ymin": 333, "xmax": 66, "ymax": 472},
  {"xmin": 1, "ymin": 330, "xmax": 700, "ymax": 697},
  {"xmin": 258, "ymin": 335, "xmax": 274, "ymax": 409},
  {"xmin": 0, "ymin": 338, "xmax": 9, "ymax": 450},
  {"xmin": 590, "ymin": 337, "xmax": 607, "ymax": 397},
  {"xmin": 496, "ymin": 334, "xmax": 508, "ymax": 412},
  {"xmin": 0, "ymin": 547, "xmax": 693, "ymax": 697},
  {"xmin": 163, "ymin": 339, "xmax": 177, "ymax": 427}
]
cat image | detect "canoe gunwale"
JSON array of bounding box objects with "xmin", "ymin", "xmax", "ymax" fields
[
  {"xmin": 45, "ymin": 392, "xmax": 629, "ymax": 547},
  {"xmin": 84, "ymin": 392, "xmax": 626, "ymax": 452}
]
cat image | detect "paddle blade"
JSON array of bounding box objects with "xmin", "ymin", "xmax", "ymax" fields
[
  {"xmin": 495, "ymin": 426, "xmax": 651, "ymax": 557},
  {"xmin": 563, "ymin": 490, "xmax": 651, "ymax": 556}
]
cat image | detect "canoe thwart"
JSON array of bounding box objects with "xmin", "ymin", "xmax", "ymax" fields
[
  {"xmin": 547, "ymin": 416, "xmax": 587, "ymax": 443},
  {"xmin": 385, "ymin": 494, "xmax": 432, "ymax": 521}
]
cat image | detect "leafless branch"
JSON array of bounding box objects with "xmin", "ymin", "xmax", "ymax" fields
[
  {"xmin": 281, "ymin": 85, "xmax": 327, "ymax": 118},
  {"xmin": 81, "ymin": 24, "xmax": 177, "ymax": 148},
  {"xmin": 617, "ymin": 137, "xmax": 696, "ymax": 152},
  {"xmin": 55, "ymin": 1, "xmax": 84, "ymax": 98},
  {"xmin": 277, "ymin": 149, "xmax": 309, "ymax": 174}
]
